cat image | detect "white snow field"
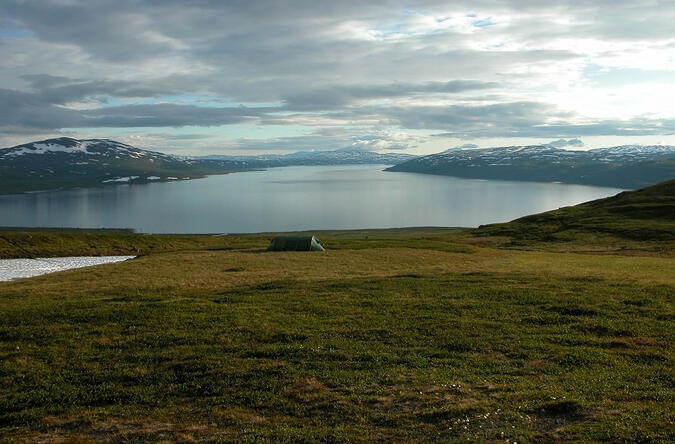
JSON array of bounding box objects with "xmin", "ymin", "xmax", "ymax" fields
[{"xmin": 0, "ymin": 256, "xmax": 135, "ymax": 281}]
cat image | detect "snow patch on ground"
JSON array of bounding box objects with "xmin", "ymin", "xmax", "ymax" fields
[{"xmin": 0, "ymin": 256, "xmax": 135, "ymax": 281}]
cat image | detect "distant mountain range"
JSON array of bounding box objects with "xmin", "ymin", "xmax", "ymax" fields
[
  {"xmin": 3, "ymin": 138, "xmax": 673, "ymax": 194},
  {"xmin": 199, "ymin": 149, "xmax": 415, "ymax": 167},
  {"xmin": 386, "ymin": 144, "xmax": 675, "ymax": 189},
  {"xmin": 0, "ymin": 138, "xmax": 415, "ymax": 194}
]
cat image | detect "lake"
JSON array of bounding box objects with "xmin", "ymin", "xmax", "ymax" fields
[{"xmin": 0, "ymin": 165, "xmax": 624, "ymax": 233}]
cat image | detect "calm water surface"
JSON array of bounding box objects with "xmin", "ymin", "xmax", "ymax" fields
[{"xmin": 0, "ymin": 165, "xmax": 624, "ymax": 233}]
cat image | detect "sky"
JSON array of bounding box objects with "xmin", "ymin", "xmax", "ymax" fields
[{"xmin": 1, "ymin": 0, "xmax": 675, "ymax": 155}]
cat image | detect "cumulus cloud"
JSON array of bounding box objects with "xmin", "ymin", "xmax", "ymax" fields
[
  {"xmin": 341, "ymin": 133, "xmax": 424, "ymax": 151},
  {"xmin": 547, "ymin": 138, "xmax": 584, "ymax": 148}
]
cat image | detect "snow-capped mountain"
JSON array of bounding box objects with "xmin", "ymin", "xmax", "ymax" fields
[
  {"xmin": 1, "ymin": 137, "xmax": 176, "ymax": 160},
  {"xmin": 386, "ymin": 144, "xmax": 675, "ymax": 189},
  {"xmin": 587, "ymin": 145, "xmax": 675, "ymax": 162},
  {"xmin": 0, "ymin": 137, "xmax": 416, "ymax": 194},
  {"xmin": 0, "ymin": 137, "xmax": 238, "ymax": 194}
]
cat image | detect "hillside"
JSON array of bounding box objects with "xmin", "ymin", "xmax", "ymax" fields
[
  {"xmin": 385, "ymin": 144, "xmax": 675, "ymax": 189},
  {"xmin": 472, "ymin": 179, "xmax": 675, "ymax": 253},
  {"xmin": 0, "ymin": 137, "xmax": 242, "ymax": 194}
]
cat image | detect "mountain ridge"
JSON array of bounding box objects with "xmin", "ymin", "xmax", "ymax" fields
[
  {"xmin": 386, "ymin": 143, "xmax": 675, "ymax": 189},
  {"xmin": 0, "ymin": 137, "xmax": 235, "ymax": 195},
  {"xmin": 0, "ymin": 137, "xmax": 416, "ymax": 194}
]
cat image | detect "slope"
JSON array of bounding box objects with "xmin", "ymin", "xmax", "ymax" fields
[{"xmin": 472, "ymin": 178, "xmax": 675, "ymax": 253}]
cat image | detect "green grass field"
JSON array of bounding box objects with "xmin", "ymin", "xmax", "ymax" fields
[{"xmin": 0, "ymin": 182, "xmax": 673, "ymax": 442}]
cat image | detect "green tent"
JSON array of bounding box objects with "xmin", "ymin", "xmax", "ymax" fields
[{"xmin": 267, "ymin": 236, "xmax": 325, "ymax": 251}]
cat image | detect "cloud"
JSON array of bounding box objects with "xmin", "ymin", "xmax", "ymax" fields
[
  {"xmin": 157, "ymin": 133, "xmax": 219, "ymax": 141},
  {"xmin": 547, "ymin": 138, "xmax": 584, "ymax": 148},
  {"xmin": 1, "ymin": 1, "xmax": 187, "ymax": 63},
  {"xmin": 528, "ymin": 119, "xmax": 675, "ymax": 137},
  {"xmin": 343, "ymin": 139, "xmax": 407, "ymax": 151},
  {"xmin": 1, "ymin": 0, "xmax": 675, "ymax": 150},
  {"xmin": 0, "ymin": 88, "xmax": 78, "ymax": 130},
  {"xmin": 282, "ymin": 80, "xmax": 499, "ymax": 110},
  {"xmin": 21, "ymin": 74, "xmax": 183, "ymax": 105},
  {"xmin": 378, "ymin": 101, "xmax": 574, "ymax": 136},
  {"xmin": 220, "ymin": 135, "xmax": 343, "ymax": 152},
  {"xmin": 199, "ymin": 130, "xmax": 425, "ymax": 153},
  {"xmin": 340, "ymin": 133, "xmax": 424, "ymax": 151},
  {"xmin": 77, "ymin": 104, "xmax": 264, "ymax": 128},
  {"xmin": 424, "ymin": 102, "xmax": 675, "ymax": 138},
  {"xmin": 3, "ymin": 84, "xmax": 674, "ymax": 144},
  {"xmin": 0, "ymin": 88, "xmax": 269, "ymax": 130}
]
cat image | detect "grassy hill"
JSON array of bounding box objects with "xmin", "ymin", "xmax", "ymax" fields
[{"xmin": 0, "ymin": 184, "xmax": 673, "ymax": 442}]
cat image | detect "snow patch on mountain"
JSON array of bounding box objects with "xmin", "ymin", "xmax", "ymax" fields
[
  {"xmin": 386, "ymin": 143, "xmax": 675, "ymax": 189},
  {"xmin": 418, "ymin": 144, "xmax": 675, "ymax": 167},
  {"xmin": 102, "ymin": 176, "xmax": 140, "ymax": 183},
  {"xmin": 0, "ymin": 138, "xmax": 182, "ymax": 163}
]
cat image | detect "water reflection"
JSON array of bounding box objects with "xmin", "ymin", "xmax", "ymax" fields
[{"xmin": 0, "ymin": 165, "xmax": 624, "ymax": 233}]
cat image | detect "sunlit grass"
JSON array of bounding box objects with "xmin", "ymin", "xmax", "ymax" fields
[{"xmin": 1, "ymin": 236, "xmax": 673, "ymax": 442}]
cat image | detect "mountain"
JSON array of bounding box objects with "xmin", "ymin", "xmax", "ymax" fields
[
  {"xmin": 473, "ymin": 178, "xmax": 675, "ymax": 248},
  {"xmin": 385, "ymin": 144, "xmax": 675, "ymax": 189},
  {"xmin": 0, "ymin": 137, "xmax": 239, "ymax": 194},
  {"xmin": 199, "ymin": 149, "xmax": 415, "ymax": 167},
  {"xmin": 0, "ymin": 138, "xmax": 416, "ymax": 194}
]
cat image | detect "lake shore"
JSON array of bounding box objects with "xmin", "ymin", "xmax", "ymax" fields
[{"xmin": 0, "ymin": 165, "xmax": 623, "ymax": 233}]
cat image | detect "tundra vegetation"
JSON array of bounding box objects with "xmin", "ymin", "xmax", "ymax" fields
[{"xmin": 0, "ymin": 181, "xmax": 673, "ymax": 442}]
